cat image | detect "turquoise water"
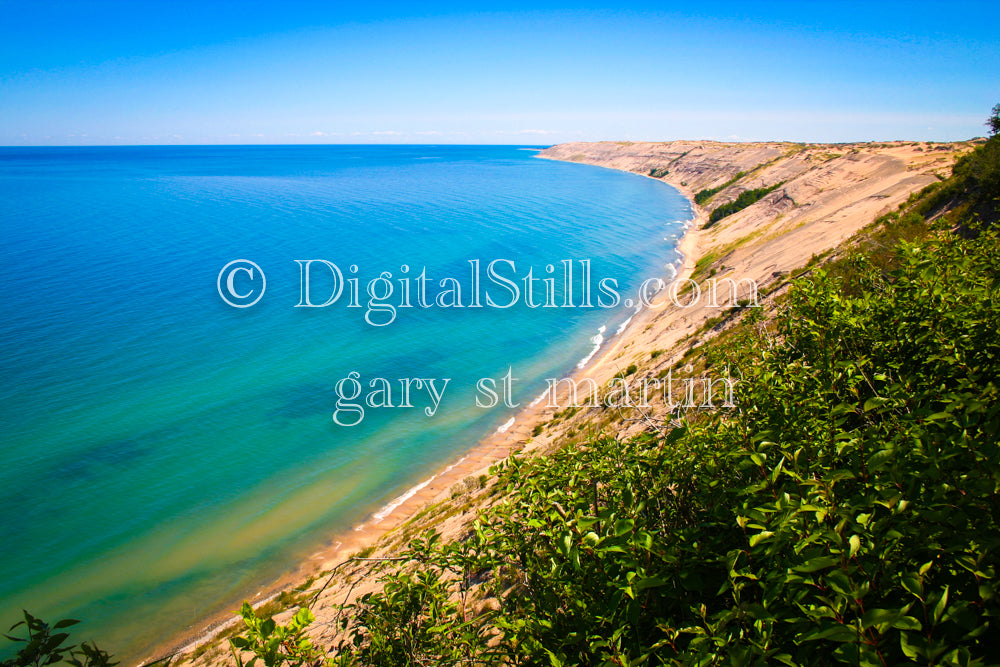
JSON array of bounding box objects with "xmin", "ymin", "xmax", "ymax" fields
[{"xmin": 0, "ymin": 145, "xmax": 690, "ymax": 661}]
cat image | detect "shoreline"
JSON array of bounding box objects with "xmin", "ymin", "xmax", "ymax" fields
[
  {"xmin": 158, "ymin": 138, "xmax": 966, "ymax": 665},
  {"xmin": 145, "ymin": 163, "xmax": 705, "ymax": 665}
]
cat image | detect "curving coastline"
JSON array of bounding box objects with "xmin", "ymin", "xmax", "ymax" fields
[{"xmin": 166, "ymin": 137, "xmax": 977, "ymax": 666}]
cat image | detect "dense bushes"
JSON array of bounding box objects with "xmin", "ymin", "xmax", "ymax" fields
[
  {"xmin": 950, "ymin": 137, "xmax": 1000, "ymax": 224},
  {"xmin": 909, "ymin": 135, "xmax": 1000, "ymax": 227}
]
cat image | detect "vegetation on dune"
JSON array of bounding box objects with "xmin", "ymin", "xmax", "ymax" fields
[
  {"xmin": 694, "ymin": 171, "xmax": 746, "ymax": 205},
  {"xmin": 703, "ymin": 181, "xmax": 787, "ymax": 229},
  {"xmin": 925, "ymin": 142, "xmax": 1000, "ymax": 226},
  {"xmin": 0, "ymin": 611, "xmax": 117, "ymax": 667},
  {"xmin": 987, "ymin": 104, "xmax": 1000, "ymax": 138}
]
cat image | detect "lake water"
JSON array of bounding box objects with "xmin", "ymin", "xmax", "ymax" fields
[{"xmin": 0, "ymin": 144, "xmax": 690, "ymax": 661}]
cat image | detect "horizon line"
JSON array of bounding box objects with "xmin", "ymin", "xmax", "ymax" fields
[{"xmin": 0, "ymin": 137, "xmax": 987, "ymax": 149}]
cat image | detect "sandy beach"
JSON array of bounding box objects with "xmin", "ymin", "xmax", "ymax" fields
[{"xmin": 166, "ymin": 137, "xmax": 977, "ymax": 666}]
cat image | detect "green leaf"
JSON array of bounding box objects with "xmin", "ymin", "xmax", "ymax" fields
[
  {"xmin": 800, "ymin": 623, "xmax": 859, "ymax": 643},
  {"xmin": 862, "ymin": 608, "xmax": 922, "ymax": 631},
  {"xmin": 634, "ymin": 577, "xmax": 668, "ymax": 593},
  {"xmin": 559, "ymin": 532, "xmax": 572, "ymax": 556},
  {"xmin": 613, "ymin": 519, "xmax": 634, "ymax": 536},
  {"xmin": 933, "ymin": 586, "xmax": 950, "ymax": 626},
  {"xmin": 900, "ymin": 632, "xmax": 925, "ymax": 660},
  {"xmin": 793, "ymin": 556, "xmax": 840, "ymax": 573},
  {"xmin": 863, "ymin": 396, "xmax": 889, "ymax": 412},
  {"xmin": 848, "ymin": 535, "xmax": 860, "ymax": 558},
  {"xmin": 901, "ymin": 575, "xmax": 924, "ymax": 601}
]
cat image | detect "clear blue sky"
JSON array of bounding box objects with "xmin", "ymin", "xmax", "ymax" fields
[{"xmin": 2, "ymin": 1, "xmax": 998, "ymax": 145}]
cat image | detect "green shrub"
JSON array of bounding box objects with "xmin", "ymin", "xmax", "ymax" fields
[
  {"xmin": 229, "ymin": 602, "xmax": 318, "ymax": 667},
  {"xmin": 704, "ymin": 180, "xmax": 786, "ymax": 227},
  {"xmin": 0, "ymin": 611, "xmax": 116, "ymax": 667},
  {"xmin": 694, "ymin": 170, "xmax": 746, "ymax": 205}
]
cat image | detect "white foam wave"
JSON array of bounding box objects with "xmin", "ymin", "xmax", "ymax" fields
[
  {"xmin": 616, "ymin": 305, "xmax": 642, "ymax": 336},
  {"xmin": 576, "ymin": 325, "xmax": 607, "ymax": 369},
  {"xmin": 359, "ymin": 454, "xmax": 470, "ymax": 529},
  {"xmin": 372, "ymin": 476, "xmax": 436, "ymax": 523},
  {"xmin": 442, "ymin": 456, "xmax": 467, "ymax": 473},
  {"xmin": 529, "ymin": 388, "xmax": 551, "ymax": 407},
  {"xmin": 496, "ymin": 417, "xmax": 515, "ymax": 434}
]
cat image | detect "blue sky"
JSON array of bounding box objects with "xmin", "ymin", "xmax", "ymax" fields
[{"xmin": 1, "ymin": 1, "xmax": 998, "ymax": 145}]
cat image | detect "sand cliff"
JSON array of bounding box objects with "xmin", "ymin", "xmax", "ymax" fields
[{"xmin": 540, "ymin": 139, "xmax": 967, "ymax": 294}]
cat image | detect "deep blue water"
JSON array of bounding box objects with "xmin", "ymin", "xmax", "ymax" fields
[{"xmin": 0, "ymin": 145, "xmax": 690, "ymax": 661}]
